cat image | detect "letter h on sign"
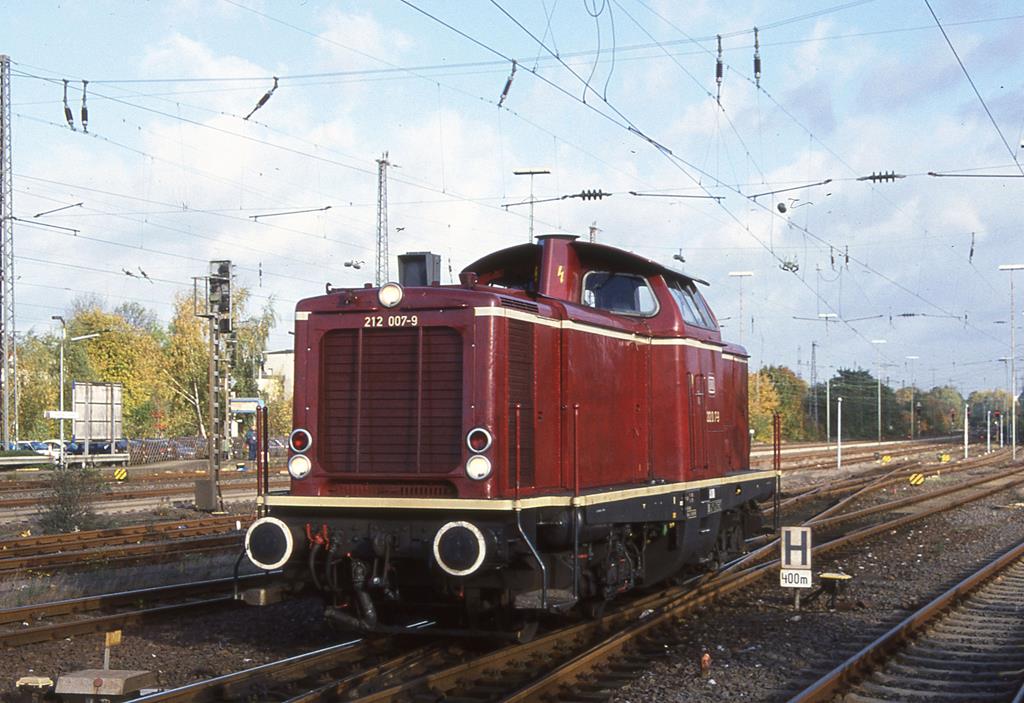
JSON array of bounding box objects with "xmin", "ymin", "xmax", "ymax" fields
[{"xmin": 781, "ymin": 526, "xmax": 812, "ymax": 570}]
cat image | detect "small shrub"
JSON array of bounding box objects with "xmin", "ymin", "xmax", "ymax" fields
[{"xmin": 37, "ymin": 466, "xmax": 103, "ymax": 534}]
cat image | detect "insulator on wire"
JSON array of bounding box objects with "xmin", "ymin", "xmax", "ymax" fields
[
  {"xmin": 244, "ymin": 76, "xmax": 279, "ymax": 121},
  {"xmin": 80, "ymin": 80, "xmax": 89, "ymax": 133},
  {"xmin": 62, "ymin": 79, "xmax": 75, "ymax": 131},
  {"xmin": 498, "ymin": 60, "xmax": 517, "ymax": 107},
  {"xmin": 715, "ymin": 35, "xmax": 723, "ymax": 105},
  {"xmin": 753, "ymin": 27, "xmax": 762, "ymax": 87}
]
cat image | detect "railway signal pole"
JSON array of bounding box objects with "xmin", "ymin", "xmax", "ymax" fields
[
  {"xmin": 0, "ymin": 55, "xmax": 17, "ymax": 446},
  {"xmin": 194, "ymin": 261, "xmax": 233, "ymax": 511}
]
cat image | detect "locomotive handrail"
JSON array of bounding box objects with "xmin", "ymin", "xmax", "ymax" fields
[
  {"xmin": 514, "ymin": 402, "xmax": 547, "ymax": 610},
  {"xmin": 571, "ymin": 403, "xmax": 581, "ymax": 601}
]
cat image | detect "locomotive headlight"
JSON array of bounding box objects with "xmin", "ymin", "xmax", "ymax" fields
[
  {"xmin": 378, "ymin": 282, "xmax": 404, "ymax": 308},
  {"xmin": 288, "ymin": 454, "xmax": 312, "ymax": 479},
  {"xmin": 466, "ymin": 427, "xmax": 493, "ymax": 453},
  {"xmin": 465, "ymin": 455, "xmax": 492, "ymax": 480}
]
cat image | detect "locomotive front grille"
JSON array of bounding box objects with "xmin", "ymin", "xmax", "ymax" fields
[{"xmin": 320, "ymin": 327, "xmax": 463, "ymax": 473}]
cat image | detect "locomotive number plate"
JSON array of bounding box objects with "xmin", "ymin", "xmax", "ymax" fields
[
  {"xmin": 364, "ymin": 314, "xmax": 419, "ymax": 328},
  {"xmin": 705, "ymin": 410, "xmax": 720, "ymax": 423}
]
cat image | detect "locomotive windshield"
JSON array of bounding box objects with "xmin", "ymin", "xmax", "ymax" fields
[
  {"xmin": 581, "ymin": 271, "xmax": 657, "ymax": 315},
  {"xmin": 667, "ymin": 278, "xmax": 716, "ymax": 329}
]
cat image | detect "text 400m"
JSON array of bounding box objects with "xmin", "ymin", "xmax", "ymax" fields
[{"xmin": 364, "ymin": 314, "xmax": 419, "ymax": 328}]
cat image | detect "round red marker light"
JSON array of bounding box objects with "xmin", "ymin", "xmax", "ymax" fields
[
  {"xmin": 466, "ymin": 428, "xmax": 492, "ymax": 453},
  {"xmin": 289, "ymin": 428, "xmax": 312, "ymax": 453}
]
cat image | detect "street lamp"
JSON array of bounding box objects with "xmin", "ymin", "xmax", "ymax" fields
[
  {"xmin": 51, "ymin": 316, "xmax": 65, "ymax": 466},
  {"xmin": 51, "ymin": 316, "xmax": 106, "ymax": 469},
  {"xmin": 905, "ymin": 355, "xmax": 919, "ymax": 439},
  {"xmin": 871, "ymin": 339, "xmax": 887, "ymax": 444},
  {"xmin": 728, "ymin": 271, "xmax": 754, "ymax": 346},
  {"xmin": 998, "ymin": 263, "xmax": 1023, "ymax": 461}
]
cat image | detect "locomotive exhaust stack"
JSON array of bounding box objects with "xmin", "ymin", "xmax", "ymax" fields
[{"xmin": 246, "ymin": 234, "xmax": 776, "ymax": 636}]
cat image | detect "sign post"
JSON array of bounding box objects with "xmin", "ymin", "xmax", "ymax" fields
[
  {"xmin": 780, "ymin": 526, "xmax": 813, "ymax": 610},
  {"xmin": 103, "ymin": 629, "xmax": 121, "ymax": 669}
]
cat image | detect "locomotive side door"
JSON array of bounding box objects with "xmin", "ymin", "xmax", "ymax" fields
[{"xmin": 688, "ymin": 372, "xmax": 709, "ymax": 474}]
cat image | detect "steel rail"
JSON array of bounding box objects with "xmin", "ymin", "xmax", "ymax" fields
[
  {"xmin": 729, "ymin": 450, "xmax": 1011, "ymax": 579},
  {"xmin": 0, "ymin": 481, "xmax": 287, "ymax": 509},
  {"xmin": 129, "ymin": 627, "xmax": 442, "ymax": 703},
  {"xmin": 493, "ymin": 466, "xmax": 1024, "ymax": 703},
  {"xmin": 0, "ymin": 516, "xmax": 247, "ymax": 557},
  {"xmin": 130, "ymin": 638, "xmax": 374, "ymax": 703},
  {"xmin": 0, "ymin": 574, "xmax": 266, "ymax": 628},
  {"xmin": 790, "ymin": 537, "xmax": 1024, "ymax": 702},
  {"xmin": 280, "ymin": 644, "xmax": 451, "ymax": 703},
  {"xmin": 0, "ymin": 533, "xmax": 243, "ymax": 572},
  {"xmin": 0, "ymin": 596, "xmax": 235, "ymax": 647},
  {"xmin": 0, "ymin": 473, "xmax": 288, "ymax": 494},
  {"xmin": 493, "ymin": 468, "xmax": 1024, "ymax": 703},
  {"xmin": 136, "ymin": 459, "xmax": 1020, "ymax": 703},
  {"xmin": 807, "ymin": 454, "xmax": 1016, "ymax": 530}
]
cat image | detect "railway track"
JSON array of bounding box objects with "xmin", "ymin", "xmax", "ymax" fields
[
  {"xmin": 0, "ymin": 574, "xmax": 272, "ymax": 647},
  {"xmin": 0, "ymin": 479, "xmax": 288, "ymax": 510},
  {"xmin": 791, "ymin": 538, "xmax": 1024, "ymax": 702},
  {"xmin": 126, "ymin": 451, "xmax": 1022, "ymax": 703},
  {"xmin": 0, "ymin": 515, "xmax": 248, "ymax": 572}
]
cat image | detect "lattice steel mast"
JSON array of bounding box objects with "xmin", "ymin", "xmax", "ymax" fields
[
  {"xmin": 375, "ymin": 152, "xmax": 390, "ymax": 286},
  {"xmin": 0, "ymin": 55, "xmax": 17, "ymax": 445}
]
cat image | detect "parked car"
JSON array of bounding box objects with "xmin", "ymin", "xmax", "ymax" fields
[{"xmin": 16, "ymin": 441, "xmax": 51, "ymax": 456}]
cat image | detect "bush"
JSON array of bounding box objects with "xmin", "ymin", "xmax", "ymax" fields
[{"xmin": 37, "ymin": 466, "xmax": 104, "ymax": 533}]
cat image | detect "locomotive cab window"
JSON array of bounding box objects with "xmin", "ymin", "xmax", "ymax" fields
[
  {"xmin": 668, "ymin": 278, "xmax": 716, "ymax": 329},
  {"xmin": 581, "ymin": 271, "xmax": 658, "ymax": 316}
]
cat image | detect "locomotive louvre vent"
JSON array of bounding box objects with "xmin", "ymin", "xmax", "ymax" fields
[
  {"xmin": 500, "ymin": 298, "xmax": 540, "ymax": 314},
  {"xmin": 507, "ymin": 319, "xmax": 536, "ymax": 487},
  {"xmin": 320, "ymin": 327, "xmax": 463, "ymax": 473}
]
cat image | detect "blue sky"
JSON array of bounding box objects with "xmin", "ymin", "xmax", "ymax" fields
[{"xmin": 4, "ymin": 0, "xmax": 1024, "ymax": 394}]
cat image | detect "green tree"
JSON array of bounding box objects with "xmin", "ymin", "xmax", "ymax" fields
[
  {"xmin": 16, "ymin": 333, "xmax": 60, "ymax": 439},
  {"xmin": 807, "ymin": 368, "xmax": 901, "ymax": 440},
  {"xmin": 917, "ymin": 386, "xmax": 965, "ymax": 436},
  {"xmin": 967, "ymin": 389, "xmax": 1013, "ymax": 439}
]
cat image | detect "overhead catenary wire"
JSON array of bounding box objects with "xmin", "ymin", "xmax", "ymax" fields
[
  {"xmin": 616, "ymin": 4, "xmax": 1009, "ymax": 351},
  {"xmin": 922, "ymin": 0, "xmax": 1024, "ymax": 177}
]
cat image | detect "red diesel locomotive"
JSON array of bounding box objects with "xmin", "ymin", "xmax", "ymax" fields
[{"xmin": 244, "ymin": 234, "xmax": 776, "ymax": 634}]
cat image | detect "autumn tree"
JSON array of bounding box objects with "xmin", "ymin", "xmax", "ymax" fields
[
  {"xmin": 763, "ymin": 365, "xmax": 808, "ymax": 441},
  {"xmin": 748, "ymin": 369, "xmax": 780, "ymax": 444},
  {"xmin": 163, "ymin": 294, "xmax": 209, "ymax": 436},
  {"xmin": 65, "ymin": 303, "xmax": 167, "ymax": 437}
]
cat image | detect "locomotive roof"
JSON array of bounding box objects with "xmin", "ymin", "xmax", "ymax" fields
[{"xmin": 462, "ymin": 239, "xmax": 709, "ymax": 287}]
